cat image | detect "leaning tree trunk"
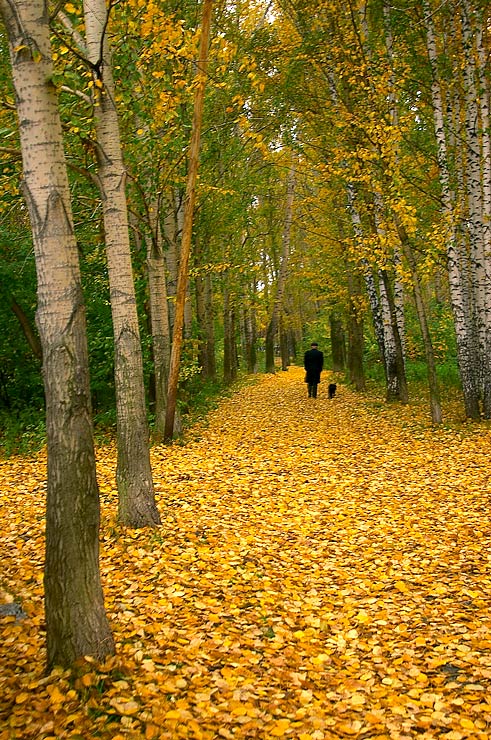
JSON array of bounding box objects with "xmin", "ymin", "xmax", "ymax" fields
[
  {"xmin": 83, "ymin": 0, "xmax": 160, "ymax": 525},
  {"xmin": 0, "ymin": 0, "xmax": 114, "ymax": 668},
  {"xmin": 10, "ymin": 296, "xmax": 42, "ymax": 360},
  {"xmin": 164, "ymin": 0, "xmax": 213, "ymax": 442}
]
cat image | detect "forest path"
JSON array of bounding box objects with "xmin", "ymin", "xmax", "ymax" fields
[{"xmin": 2, "ymin": 366, "xmax": 491, "ymax": 739}]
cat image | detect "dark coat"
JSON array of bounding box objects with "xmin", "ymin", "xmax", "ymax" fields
[{"xmin": 304, "ymin": 348, "xmax": 324, "ymax": 384}]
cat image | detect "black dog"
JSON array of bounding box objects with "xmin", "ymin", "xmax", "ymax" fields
[{"xmin": 328, "ymin": 383, "xmax": 337, "ymax": 399}]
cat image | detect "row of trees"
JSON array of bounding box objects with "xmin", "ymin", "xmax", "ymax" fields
[{"xmin": 1, "ymin": 0, "xmax": 490, "ymax": 666}]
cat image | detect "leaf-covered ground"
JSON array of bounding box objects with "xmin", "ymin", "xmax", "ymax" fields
[{"xmin": 1, "ymin": 366, "xmax": 491, "ymax": 740}]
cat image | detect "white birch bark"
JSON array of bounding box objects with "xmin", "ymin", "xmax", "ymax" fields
[
  {"xmin": 423, "ymin": 0, "xmax": 481, "ymax": 418},
  {"xmin": 0, "ymin": 0, "xmax": 114, "ymax": 667},
  {"xmin": 346, "ymin": 183, "xmax": 386, "ymax": 366},
  {"xmin": 83, "ymin": 0, "xmax": 160, "ymax": 524},
  {"xmin": 461, "ymin": 0, "xmax": 491, "ymax": 416}
]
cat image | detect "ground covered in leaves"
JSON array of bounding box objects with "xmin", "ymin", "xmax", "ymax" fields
[{"xmin": 1, "ymin": 366, "xmax": 491, "ymax": 740}]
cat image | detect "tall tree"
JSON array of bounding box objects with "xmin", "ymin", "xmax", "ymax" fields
[
  {"xmin": 164, "ymin": 0, "xmax": 214, "ymax": 442},
  {"xmin": 82, "ymin": 0, "xmax": 161, "ymax": 525},
  {"xmin": 0, "ymin": 0, "xmax": 114, "ymax": 668}
]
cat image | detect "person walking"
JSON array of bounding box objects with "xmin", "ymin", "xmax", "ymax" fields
[{"xmin": 304, "ymin": 341, "xmax": 324, "ymax": 398}]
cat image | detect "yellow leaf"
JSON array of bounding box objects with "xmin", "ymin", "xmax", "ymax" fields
[
  {"xmin": 270, "ymin": 719, "xmax": 291, "ymax": 736},
  {"xmin": 109, "ymin": 699, "xmax": 139, "ymax": 716},
  {"xmin": 394, "ymin": 580, "xmax": 409, "ymax": 593},
  {"xmin": 165, "ymin": 709, "xmax": 182, "ymax": 720},
  {"xmin": 48, "ymin": 686, "xmax": 65, "ymax": 704},
  {"xmin": 460, "ymin": 718, "xmax": 475, "ymax": 730},
  {"xmin": 350, "ymin": 693, "xmax": 366, "ymax": 706}
]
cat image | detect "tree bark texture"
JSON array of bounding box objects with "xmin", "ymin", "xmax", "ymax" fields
[
  {"xmin": 83, "ymin": 0, "xmax": 160, "ymax": 524},
  {"xmin": 423, "ymin": 0, "xmax": 481, "ymax": 418},
  {"xmin": 0, "ymin": 0, "xmax": 114, "ymax": 668}
]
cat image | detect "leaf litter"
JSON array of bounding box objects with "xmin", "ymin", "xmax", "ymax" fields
[{"xmin": 1, "ymin": 366, "xmax": 491, "ymax": 739}]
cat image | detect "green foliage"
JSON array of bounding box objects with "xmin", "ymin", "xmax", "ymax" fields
[{"xmin": 0, "ymin": 409, "xmax": 46, "ymax": 457}]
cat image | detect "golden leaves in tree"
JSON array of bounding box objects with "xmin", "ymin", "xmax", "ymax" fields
[{"xmin": 1, "ymin": 367, "xmax": 491, "ymax": 738}]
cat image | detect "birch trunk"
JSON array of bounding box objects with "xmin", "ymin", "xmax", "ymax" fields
[
  {"xmin": 346, "ymin": 184, "xmax": 386, "ymax": 370},
  {"xmin": 0, "ymin": 0, "xmax": 114, "ymax": 667},
  {"xmin": 461, "ymin": 0, "xmax": 491, "ymax": 416},
  {"xmin": 423, "ymin": 0, "xmax": 481, "ymax": 418},
  {"xmin": 83, "ymin": 0, "xmax": 160, "ymax": 525}
]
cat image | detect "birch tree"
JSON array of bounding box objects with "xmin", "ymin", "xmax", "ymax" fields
[
  {"xmin": 0, "ymin": 0, "xmax": 114, "ymax": 668},
  {"xmin": 423, "ymin": 0, "xmax": 480, "ymax": 418}
]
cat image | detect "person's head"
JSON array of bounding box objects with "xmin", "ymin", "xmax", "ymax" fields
[{"xmin": 311, "ymin": 342, "xmax": 318, "ymax": 348}]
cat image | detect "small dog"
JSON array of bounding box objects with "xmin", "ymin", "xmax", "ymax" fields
[{"xmin": 328, "ymin": 383, "xmax": 337, "ymax": 399}]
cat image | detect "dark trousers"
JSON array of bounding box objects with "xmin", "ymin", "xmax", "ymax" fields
[{"xmin": 308, "ymin": 383, "xmax": 318, "ymax": 398}]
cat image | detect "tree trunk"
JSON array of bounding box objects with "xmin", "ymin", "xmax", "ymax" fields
[
  {"xmin": 264, "ymin": 162, "xmax": 296, "ymax": 373},
  {"xmin": 396, "ymin": 218, "xmax": 442, "ymax": 423},
  {"xmin": 379, "ymin": 270, "xmax": 408, "ymax": 403},
  {"xmin": 164, "ymin": 0, "xmax": 213, "ymax": 442},
  {"xmin": 423, "ymin": 0, "xmax": 481, "ymax": 418},
  {"xmin": 10, "ymin": 296, "xmax": 42, "ymax": 360},
  {"xmin": 0, "ymin": 0, "xmax": 114, "ymax": 668},
  {"xmin": 195, "ymin": 254, "xmax": 216, "ymax": 380},
  {"xmin": 460, "ymin": 0, "xmax": 491, "ymax": 417},
  {"xmin": 163, "ymin": 190, "xmax": 183, "ymax": 334},
  {"xmin": 279, "ymin": 315, "xmax": 289, "ymax": 371},
  {"xmin": 83, "ymin": 0, "xmax": 160, "ymax": 525},
  {"xmin": 346, "ymin": 184, "xmax": 386, "ymax": 370},
  {"xmin": 223, "ymin": 282, "xmax": 237, "ymax": 384},
  {"xmin": 146, "ymin": 197, "xmax": 171, "ymax": 442},
  {"xmin": 330, "ymin": 313, "xmax": 346, "ymax": 372},
  {"xmin": 243, "ymin": 302, "xmax": 258, "ymax": 374},
  {"xmin": 346, "ymin": 268, "xmax": 365, "ymax": 391}
]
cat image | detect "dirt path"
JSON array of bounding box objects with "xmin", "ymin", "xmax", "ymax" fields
[{"xmin": 1, "ymin": 366, "xmax": 491, "ymax": 739}]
